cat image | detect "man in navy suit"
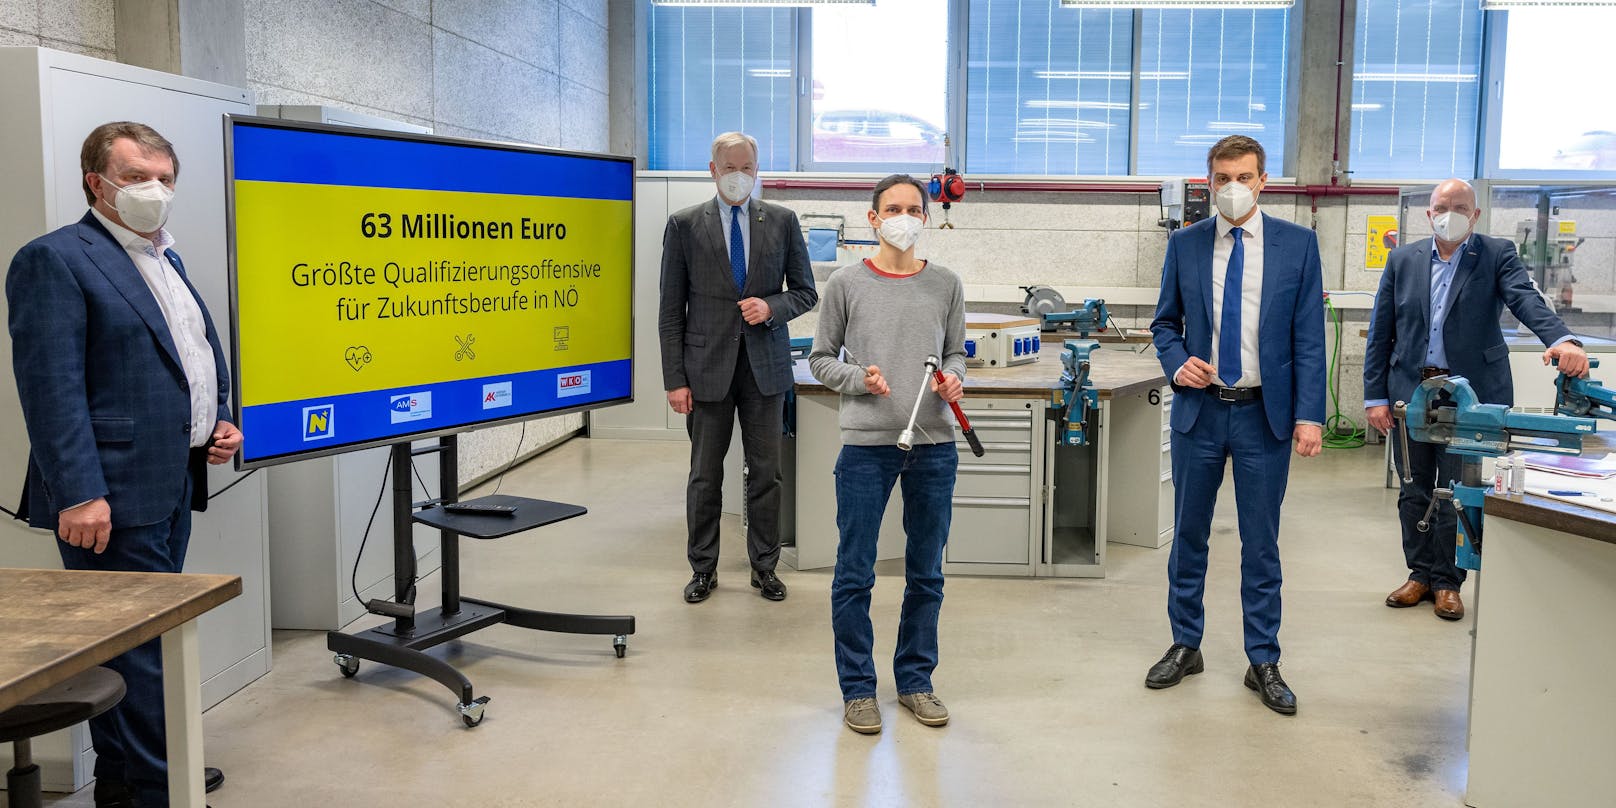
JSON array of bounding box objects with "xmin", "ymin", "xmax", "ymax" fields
[
  {"xmin": 1364, "ymin": 178, "xmax": 1586, "ymax": 621},
  {"xmin": 1146, "ymin": 136, "xmax": 1325, "ymax": 715},
  {"xmin": 7, "ymin": 122, "xmax": 241, "ymax": 807}
]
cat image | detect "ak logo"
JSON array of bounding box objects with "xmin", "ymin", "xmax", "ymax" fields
[{"xmin": 482, "ymin": 381, "xmax": 513, "ymax": 410}]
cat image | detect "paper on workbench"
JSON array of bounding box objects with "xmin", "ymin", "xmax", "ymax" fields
[{"xmin": 1519, "ymin": 451, "xmax": 1616, "ymax": 479}]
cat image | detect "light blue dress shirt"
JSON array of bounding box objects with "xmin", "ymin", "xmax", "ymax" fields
[
  {"xmin": 715, "ymin": 195, "xmax": 752, "ymax": 275},
  {"xmin": 1364, "ymin": 235, "xmax": 1574, "ymax": 409}
]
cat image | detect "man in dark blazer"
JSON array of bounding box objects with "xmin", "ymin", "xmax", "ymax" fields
[
  {"xmin": 659, "ymin": 131, "xmax": 818, "ymax": 604},
  {"xmin": 1364, "ymin": 177, "xmax": 1586, "ymax": 621},
  {"xmin": 7, "ymin": 122, "xmax": 241, "ymax": 807},
  {"xmin": 1147, "ymin": 136, "xmax": 1325, "ymax": 716}
]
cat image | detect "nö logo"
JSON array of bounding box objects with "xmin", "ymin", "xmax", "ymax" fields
[{"xmin": 303, "ymin": 404, "xmax": 334, "ymax": 441}]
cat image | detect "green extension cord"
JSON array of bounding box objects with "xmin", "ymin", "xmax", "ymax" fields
[{"xmin": 1323, "ymin": 295, "xmax": 1366, "ymax": 449}]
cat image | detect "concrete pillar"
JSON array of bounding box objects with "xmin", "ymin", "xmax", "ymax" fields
[
  {"xmin": 1285, "ymin": 0, "xmax": 1356, "ymax": 186},
  {"xmin": 608, "ymin": 0, "xmax": 642, "ymax": 165},
  {"xmin": 115, "ymin": 0, "xmax": 245, "ymax": 87}
]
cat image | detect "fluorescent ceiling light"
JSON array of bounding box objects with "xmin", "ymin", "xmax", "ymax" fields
[
  {"xmin": 1061, "ymin": 0, "xmax": 1294, "ymax": 8},
  {"xmin": 1208, "ymin": 121, "xmax": 1265, "ymax": 131},
  {"xmin": 653, "ymin": 0, "xmax": 874, "ymax": 6},
  {"xmin": 1023, "ymin": 100, "xmax": 1132, "ymax": 110},
  {"xmin": 1480, "ymin": 0, "xmax": 1616, "ymax": 8},
  {"xmin": 1354, "ymin": 72, "xmax": 1478, "ymax": 83}
]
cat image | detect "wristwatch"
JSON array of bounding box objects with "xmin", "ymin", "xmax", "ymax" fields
[{"xmin": 1567, "ymin": 338, "xmax": 1584, "ymax": 348}]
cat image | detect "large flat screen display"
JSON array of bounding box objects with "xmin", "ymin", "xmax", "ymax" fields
[{"xmin": 225, "ymin": 116, "xmax": 633, "ymax": 469}]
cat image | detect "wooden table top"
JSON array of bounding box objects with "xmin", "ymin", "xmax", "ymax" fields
[
  {"xmin": 0, "ymin": 569, "xmax": 241, "ymax": 713},
  {"xmin": 793, "ymin": 343, "xmax": 1169, "ymax": 401}
]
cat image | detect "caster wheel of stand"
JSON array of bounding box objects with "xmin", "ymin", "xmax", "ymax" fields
[
  {"xmin": 335, "ymin": 654, "xmax": 359, "ymax": 678},
  {"xmin": 613, "ymin": 635, "xmax": 627, "ymax": 658},
  {"xmin": 458, "ymin": 696, "xmax": 490, "ymax": 728}
]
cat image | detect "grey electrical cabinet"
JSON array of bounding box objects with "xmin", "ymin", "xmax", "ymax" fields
[{"xmin": 0, "ymin": 46, "xmax": 267, "ymax": 791}]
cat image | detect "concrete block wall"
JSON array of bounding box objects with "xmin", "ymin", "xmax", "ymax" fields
[
  {"xmin": 768, "ymin": 186, "xmax": 1398, "ymax": 426},
  {"xmin": 7, "ymin": 1, "xmax": 612, "ymax": 484},
  {"xmin": 240, "ymin": 1, "xmax": 609, "ymax": 483},
  {"xmin": 1, "ymin": 0, "xmax": 114, "ymax": 59}
]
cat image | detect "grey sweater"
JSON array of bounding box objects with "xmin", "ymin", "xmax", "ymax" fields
[{"xmin": 809, "ymin": 260, "xmax": 968, "ymax": 447}]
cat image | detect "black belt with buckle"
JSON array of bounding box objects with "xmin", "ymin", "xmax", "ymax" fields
[
  {"xmin": 1211, "ymin": 385, "xmax": 1262, "ymax": 402},
  {"xmin": 1419, "ymin": 366, "xmax": 1450, "ymax": 380}
]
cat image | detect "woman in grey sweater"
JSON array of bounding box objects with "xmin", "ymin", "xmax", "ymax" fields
[{"xmin": 808, "ymin": 174, "xmax": 968, "ymax": 735}]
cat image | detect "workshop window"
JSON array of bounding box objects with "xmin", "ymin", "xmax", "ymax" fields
[
  {"xmin": 647, "ymin": 5, "xmax": 796, "ymax": 171},
  {"xmin": 1491, "ymin": 7, "xmax": 1616, "ymax": 178},
  {"xmin": 806, "ymin": 0, "xmax": 951, "ymax": 173},
  {"xmin": 964, "ymin": 0, "xmax": 1132, "ymax": 175},
  {"xmin": 1351, "ymin": 0, "xmax": 1483, "ymax": 180},
  {"xmin": 1134, "ymin": 7, "xmax": 1292, "ymax": 178}
]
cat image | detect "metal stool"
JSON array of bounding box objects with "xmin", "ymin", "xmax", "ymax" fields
[{"xmin": 0, "ymin": 667, "xmax": 125, "ymax": 808}]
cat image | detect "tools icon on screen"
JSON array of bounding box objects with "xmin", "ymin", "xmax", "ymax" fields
[
  {"xmin": 344, "ymin": 345, "xmax": 373, "ymax": 371},
  {"xmin": 455, "ymin": 334, "xmax": 476, "ymax": 361}
]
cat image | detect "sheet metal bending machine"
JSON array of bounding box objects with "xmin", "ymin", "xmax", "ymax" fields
[{"xmin": 1392, "ymin": 374, "xmax": 1596, "ymax": 570}]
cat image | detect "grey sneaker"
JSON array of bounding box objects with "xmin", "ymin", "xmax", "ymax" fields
[
  {"xmin": 898, "ymin": 692, "xmax": 949, "ymax": 726},
  {"xmin": 843, "ymin": 697, "xmax": 881, "ymax": 734}
]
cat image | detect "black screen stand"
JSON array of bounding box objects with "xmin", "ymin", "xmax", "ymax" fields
[{"xmin": 325, "ymin": 434, "xmax": 637, "ymax": 726}]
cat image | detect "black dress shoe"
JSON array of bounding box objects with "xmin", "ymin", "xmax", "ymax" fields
[
  {"xmin": 1145, "ymin": 643, "xmax": 1204, "ymax": 689},
  {"xmin": 684, "ymin": 572, "xmax": 716, "ymax": 603},
  {"xmin": 95, "ymin": 767, "xmax": 223, "ymax": 806},
  {"xmin": 1245, "ymin": 663, "xmax": 1297, "ymax": 715},
  {"xmin": 93, "ymin": 777, "xmax": 133, "ymax": 808},
  {"xmin": 751, "ymin": 569, "xmax": 787, "ymax": 601}
]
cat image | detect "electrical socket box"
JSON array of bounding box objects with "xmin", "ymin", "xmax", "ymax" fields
[{"xmin": 965, "ymin": 314, "xmax": 1043, "ymax": 368}]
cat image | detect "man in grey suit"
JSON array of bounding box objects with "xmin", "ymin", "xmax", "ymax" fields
[{"xmin": 659, "ymin": 131, "xmax": 818, "ymax": 604}]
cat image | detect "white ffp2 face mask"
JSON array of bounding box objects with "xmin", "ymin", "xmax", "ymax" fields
[
  {"xmin": 717, "ymin": 171, "xmax": 755, "ymax": 204},
  {"xmin": 101, "ymin": 175, "xmax": 174, "ymax": 233},
  {"xmin": 1431, "ymin": 211, "xmax": 1473, "ymax": 243},
  {"xmin": 875, "ymin": 214, "xmax": 925, "ymax": 252},
  {"xmin": 1214, "ymin": 181, "xmax": 1256, "ymax": 222}
]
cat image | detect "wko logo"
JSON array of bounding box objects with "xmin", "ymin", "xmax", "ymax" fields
[
  {"xmin": 389, "ymin": 391, "xmax": 433, "ymax": 424},
  {"xmin": 302, "ymin": 404, "xmax": 334, "ymax": 441},
  {"xmin": 557, "ymin": 370, "xmax": 591, "ymax": 398}
]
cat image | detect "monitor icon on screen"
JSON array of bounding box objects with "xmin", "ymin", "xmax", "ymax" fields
[{"xmin": 303, "ymin": 404, "xmax": 335, "ymax": 441}]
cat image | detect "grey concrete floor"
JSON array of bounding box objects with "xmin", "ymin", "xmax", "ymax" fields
[{"xmin": 52, "ymin": 437, "xmax": 1474, "ymax": 807}]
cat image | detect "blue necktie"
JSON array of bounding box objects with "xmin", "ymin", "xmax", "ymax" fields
[
  {"xmin": 729, "ymin": 205, "xmax": 746, "ymax": 297},
  {"xmin": 1218, "ymin": 226, "xmax": 1244, "ymax": 387}
]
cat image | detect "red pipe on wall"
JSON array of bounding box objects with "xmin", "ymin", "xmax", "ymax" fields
[{"xmin": 761, "ymin": 178, "xmax": 1399, "ymax": 196}]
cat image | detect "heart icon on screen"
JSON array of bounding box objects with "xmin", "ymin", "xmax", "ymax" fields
[{"xmin": 344, "ymin": 346, "xmax": 373, "ymax": 371}]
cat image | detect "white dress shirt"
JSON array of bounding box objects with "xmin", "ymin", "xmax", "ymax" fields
[
  {"xmin": 1210, "ymin": 209, "xmax": 1264, "ymax": 387},
  {"xmin": 91, "ymin": 208, "xmax": 217, "ymax": 448}
]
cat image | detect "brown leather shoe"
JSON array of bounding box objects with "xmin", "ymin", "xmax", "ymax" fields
[
  {"xmin": 1434, "ymin": 589, "xmax": 1464, "ymax": 620},
  {"xmin": 1385, "ymin": 579, "xmax": 1432, "ymax": 607}
]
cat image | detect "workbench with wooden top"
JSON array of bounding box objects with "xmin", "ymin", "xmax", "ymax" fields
[
  {"xmin": 1460, "ymin": 482, "xmax": 1616, "ymax": 806},
  {"xmin": 781, "ymin": 338, "xmax": 1173, "ymax": 577},
  {"xmin": 0, "ymin": 569, "xmax": 241, "ymax": 807}
]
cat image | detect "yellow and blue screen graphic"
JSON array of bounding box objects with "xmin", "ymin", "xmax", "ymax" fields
[{"xmin": 230, "ymin": 121, "xmax": 633, "ymax": 466}]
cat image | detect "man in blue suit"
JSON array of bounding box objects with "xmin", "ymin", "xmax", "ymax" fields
[
  {"xmin": 7, "ymin": 122, "xmax": 241, "ymax": 807},
  {"xmin": 1363, "ymin": 178, "xmax": 1586, "ymax": 622},
  {"xmin": 1146, "ymin": 136, "xmax": 1325, "ymax": 716}
]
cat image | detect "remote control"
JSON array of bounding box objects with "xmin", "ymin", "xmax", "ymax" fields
[{"xmin": 443, "ymin": 502, "xmax": 518, "ymax": 516}]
